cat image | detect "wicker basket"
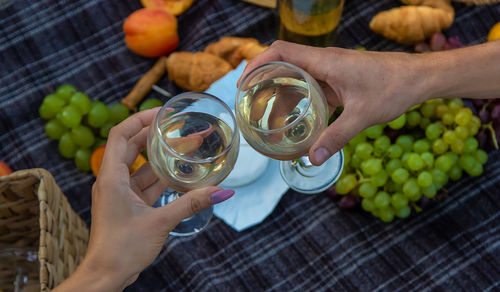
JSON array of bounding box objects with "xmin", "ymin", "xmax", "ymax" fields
[
  {"xmin": 453, "ymin": 0, "xmax": 500, "ymax": 4},
  {"xmin": 0, "ymin": 169, "xmax": 89, "ymax": 291}
]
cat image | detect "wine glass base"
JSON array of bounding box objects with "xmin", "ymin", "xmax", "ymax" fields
[
  {"xmin": 279, "ymin": 149, "xmax": 344, "ymax": 195},
  {"xmin": 157, "ymin": 191, "xmax": 214, "ymax": 237}
]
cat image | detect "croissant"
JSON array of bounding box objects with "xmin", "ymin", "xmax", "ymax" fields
[
  {"xmin": 166, "ymin": 52, "xmax": 233, "ymax": 91},
  {"xmin": 370, "ymin": 0, "xmax": 454, "ymax": 44},
  {"xmin": 228, "ymin": 42, "xmax": 268, "ymax": 67},
  {"xmin": 204, "ymin": 36, "xmax": 259, "ymax": 65}
]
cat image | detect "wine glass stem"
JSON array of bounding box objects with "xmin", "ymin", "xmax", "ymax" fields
[{"xmin": 291, "ymin": 156, "xmax": 324, "ymax": 177}]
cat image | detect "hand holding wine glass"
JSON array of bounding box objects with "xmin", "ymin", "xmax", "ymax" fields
[{"xmin": 53, "ymin": 109, "xmax": 234, "ymax": 292}]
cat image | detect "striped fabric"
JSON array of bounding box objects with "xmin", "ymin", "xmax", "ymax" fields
[{"xmin": 1, "ymin": 0, "xmax": 499, "ymax": 291}]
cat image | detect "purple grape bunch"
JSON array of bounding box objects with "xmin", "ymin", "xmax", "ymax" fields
[{"xmin": 414, "ymin": 32, "xmax": 465, "ymax": 53}]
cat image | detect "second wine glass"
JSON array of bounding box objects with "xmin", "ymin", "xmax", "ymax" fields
[
  {"xmin": 147, "ymin": 92, "xmax": 239, "ymax": 236},
  {"xmin": 235, "ymin": 61, "xmax": 343, "ymax": 194}
]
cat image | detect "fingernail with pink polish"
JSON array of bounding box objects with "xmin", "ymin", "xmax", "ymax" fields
[
  {"xmin": 210, "ymin": 189, "xmax": 235, "ymax": 205},
  {"xmin": 313, "ymin": 147, "xmax": 330, "ymax": 164}
]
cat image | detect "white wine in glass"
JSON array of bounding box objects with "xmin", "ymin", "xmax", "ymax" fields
[
  {"xmin": 236, "ymin": 62, "xmax": 343, "ymax": 194},
  {"xmin": 148, "ymin": 92, "xmax": 239, "ymax": 236}
]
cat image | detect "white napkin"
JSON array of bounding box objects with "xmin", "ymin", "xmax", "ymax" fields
[{"xmin": 205, "ymin": 61, "xmax": 289, "ymax": 231}]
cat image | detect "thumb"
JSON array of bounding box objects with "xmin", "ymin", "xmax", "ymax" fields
[
  {"xmin": 309, "ymin": 109, "xmax": 365, "ymax": 165},
  {"xmin": 154, "ymin": 187, "xmax": 235, "ymax": 230}
]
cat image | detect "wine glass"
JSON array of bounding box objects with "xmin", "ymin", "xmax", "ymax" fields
[
  {"xmin": 235, "ymin": 61, "xmax": 344, "ymax": 194},
  {"xmin": 147, "ymin": 92, "xmax": 239, "ymax": 236}
]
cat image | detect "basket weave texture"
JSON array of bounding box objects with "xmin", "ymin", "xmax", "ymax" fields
[
  {"xmin": 0, "ymin": 169, "xmax": 89, "ymax": 291},
  {"xmin": 453, "ymin": 0, "xmax": 500, "ymax": 4}
]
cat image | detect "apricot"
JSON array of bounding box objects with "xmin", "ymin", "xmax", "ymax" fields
[
  {"xmin": 123, "ymin": 8, "xmax": 179, "ymax": 58},
  {"xmin": 0, "ymin": 161, "xmax": 12, "ymax": 176},
  {"xmin": 141, "ymin": 0, "xmax": 195, "ymax": 16},
  {"xmin": 90, "ymin": 145, "xmax": 147, "ymax": 176}
]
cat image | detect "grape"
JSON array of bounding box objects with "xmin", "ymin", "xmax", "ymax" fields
[
  {"xmin": 491, "ymin": 104, "xmax": 500, "ymax": 120},
  {"xmin": 338, "ymin": 195, "xmax": 357, "ymax": 210},
  {"xmin": 407, "ymin": 111, "xmax": 422, "ymax": 127},
  {"xmin": 442, "ymin": 113, "xmax": 455, "ymax": 125},
  {"xmin": 388, "ymin": 114, "xmax": 406, "ymax": 129},
  {"xmin": 425, "ymin": 123, "xmax": 441, "ymax": 140},
  {"xmin": 430, "ymin": 33, "xmax": 446, "ymax": 51},
  {"xmin": 386, "ymin": 159, "xmax": 403, "ymax": 174},
  {"xmin": 467, "ymin": 163, "xmax": 483, "ymax": 177},
  {"xmin": 361, "ymin": 199, "xmax": 376, "ymax": 212},
  {"xmin": 473, "ymin": 149, "xmax": 488, "ymax": 164},
  {"xmin": 432, "ymin": 139, "xmax": 448, "ymax": 155},
  {"xmin": 348, "ymin": 133, "xmax": 366, "ymax": 147},
  {"xmin": 420, "ymin": 102, "xmax": 436, "ymax": 118},
  {"xmin": 446, "ymin": 153, "xmax": 459, "ymax": 165},
  {"xmin": 55, "ymin": 84, "xmax": 77, "ymax": 102},
  {"xmin": 454, "ymin": 126, "xmax": 469, "ymax": 140},
  {"xmin": 386, "ymin": 179, "xmax": 402, "ymax": 193},
  {"xmin": 448, "ymin": 98, "xmax": 464, "ymax": 112},
  {"xmin": 71, "ymin": 125, "xmax": 95, "ymax": 148},
  {"xmin": 391, "ymin": 168, "xmax": 409, "ymax": 184},
  {"xmin": 371, "ymin": 170, "xmax": 388, "ymax": 187},
  {"xmin": 374, "ymin": 136, "xmax": 391, "ymax": 153},
  {"xmin": 364, "ymin": 124, "xmax": 385, "ymax": 139},
  {"xmin": 387, "ymin": 144, "xmax": 403, "ymax": 159},
  {"xmin": 459, "ymin": 154, "xmax": 476, "ymax": 172},
  {"xmin": 417, "ymin": 171, "xmax": 433, "ymax": 188},
  {"xmin": 448, "ymin": 165, "xmax": 463, "ymax": 181},
  {"xmin": 431, "ymin": 169, "xmax": 448, "ymax": 185},
  {"xmin": 435, "ymin": 155, "xmax": 453, "ymax": 172},
  {"xmin": 100, "ymin": 122, "xmax": 114, "ymax": 138},
  {"xmin": 59, "ymin": 132, "xmax": 77, "ymax": 158},
  {"xmin": 379, "ymin": 208, "xmax": 395, "ymax": 222},
  {"xmin": 403, "ymin": 179, "xmax": 420, "ymax": 200},
  {"xmin": 359, "ymin": 182, "xmax": 377, "ymax": 198},
  {"xmin": 87, "ymin": 101, "xmax": 110, "ymax": 128},
  {"xmin": 391, "ymin": 193, "xmax": 408, "ymax": 209},
  {"xmin": 396, "ymin": 135, "xmax": 414, "ymax": 152},
  {"xmin": 435, "ymin": 104, "xmax": 448, "ymax": 118},
  {"xmin": 407, "ymin": 153, "xmax": 424, "ymax": 171},
  {"xmin": 350, "ymin": 153, "xmax": 362, "ymax": 168},
  {"xmin": 45, "ymin": 119, "xmax": 65, "ymax": 140},
  {"xmin": 109, "ymin": 103, "xmax": 130, "ymax": 125},
  {"xmin": 355, "ymin": 142, "xmax": 373, "ymax": 159},
  {"xmin": 450, "ymin": 139, "xmax": 465, "ymax": 154},
  {"xmin": 69, "ymin": 92, "xmax": 91, "ymax": 115},
  {"xmin": 447, "ymin": 36, "xmax": 464, "ymax": 48},
  {"xmin": 335, "ymin": 174, "xmax": 357, "ymax": 194},
  {"xmin": 361, "ymin": 158, "xmax": 382, "ymax": 175},
  {"xmin": 422, "ymin": 184, "xmax": 437, "ymax": 198},
  {"xmin": 476, "ymin": 131, "xmax": 487, "ymax": 148},
  {"xmin": 463, "ymin": 137, "xmax": 478, "ymax": 153},
  {"xmin": 395, "ymin": 206, "xmax": 411, "ymax": 218},
  {"xmin": 478, "ymin": 110, "xmax": 490, "ymax": 124},
  {"xmin": 455, "ymin": 108, "xmax": 472, "ymax": 126},
  {"xmin": 74, "ymin": 148, "xmax": 91, "ymax": 171},
  {"xmin": 343, "ymin": 145, "xmax": 352, "ymax": 166},
  {"xmin": 442, "ymin": 130, "xmax": 458, "ymax": 145},
  {"xmin": 60, "ymin": 105, "xmax": 82, "ymax": 128},
  {"xmin": 40, "ymin": 94, "xmax": 66, "ymax": 119},
  {"xmin": 419, "ymin": 117, "xmax": 431, "ymax": 130},
  {"xmin": 413, "ymin": 139, "xmax": 430, "ymax": 153},
  {"xmin": 420, "ymin": 152, "xmax": 434, "ymax": 168},
  {"xmin": 139, "ymin": 98, "xmax": 163, "ymax": 111},
  {"xmin": 401, "ymin": 152, "xmax": 410, "ymax": 164},
  {"xmin": 470, "ymin": 116, "xmax": 481, "ymax": 129},
  {"xmin": 374, "ymin": 192, "xmax": 390, "ymax": 208}
]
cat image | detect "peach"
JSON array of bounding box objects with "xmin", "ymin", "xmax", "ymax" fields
[
  {"xmin": 123, "ymin": 8, "xmax": 179, "ymax": 58},
  {"xmin": 0, "ymin": 161, "xmax": 12, "ymax": 176},
  {"xmin": 141, "ymin": 0, "xmax": 195, "ymax": 16}
]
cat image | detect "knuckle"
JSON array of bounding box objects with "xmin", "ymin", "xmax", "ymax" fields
[{"xmin": 188, "ymin": 197, "xmax": 203, "ymax": 214}]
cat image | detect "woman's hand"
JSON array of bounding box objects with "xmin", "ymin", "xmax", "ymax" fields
[
  {"xmin": 241, "ymin": 41, "xmax": 429, "ymax": 165},
  {"xmin": 54, "ymin": 109, "xmax": 234, "ymax": 292}
]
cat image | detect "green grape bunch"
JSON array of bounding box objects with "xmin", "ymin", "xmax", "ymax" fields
[
  {"xmin": 39, "ymin": 84, "xmax": 134, "ymax": 172},
  {"xmin": 328, "ymin": 98, "xmax": 488, "ymax": 223}
]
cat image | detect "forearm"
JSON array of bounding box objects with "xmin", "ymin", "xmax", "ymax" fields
[{"xmin": 423, "ymin": 40, "xmax": 500, "ymax": 100}]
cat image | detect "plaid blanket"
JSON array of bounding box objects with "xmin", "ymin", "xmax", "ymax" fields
[{"xmin": 1, "ymin": 0, "xmax": 500, "ymax": 291}]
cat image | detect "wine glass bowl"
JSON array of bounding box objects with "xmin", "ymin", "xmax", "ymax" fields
[
  {"xmin": 147, "ymin": 92, "xmax": 239, "ymax": 235},
  {"xmin": 235, "ymin": 61, "xmax": 344, "ymax": 194}
]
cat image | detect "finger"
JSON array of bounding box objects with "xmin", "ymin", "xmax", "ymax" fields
[
  {"xmin": 101, "ymin": 108, "xmax": 160, "ymax": 173},
  {"xmin": 140, "ymin": 179, "xmax": 169, "ymax": 206},
  {"xmin": 308, "ymin": 108, "xmax": 366, "ymax": 165},
  {"xmin": 124, "ymin": 126, "xmax": 149, "ymax": 167},
  {"xmin": 130, "ymin": 162, "xmax": 159, "ymax": 192},
  {"xmin": 238, "ymin": 40, "xmax": 330, "ymax": 87},
  {"xmin": 153, "ymin": 187, "xmax": 234, "ymax": 230}
]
